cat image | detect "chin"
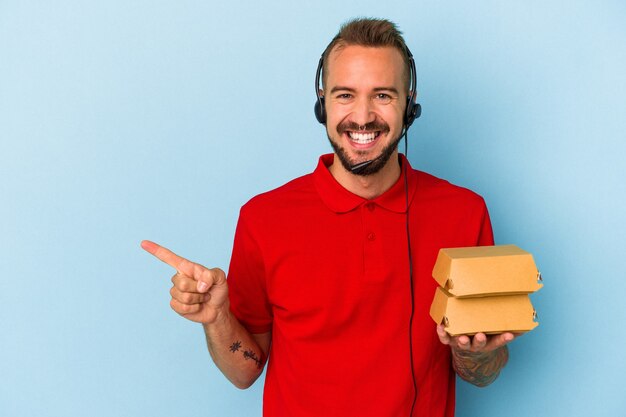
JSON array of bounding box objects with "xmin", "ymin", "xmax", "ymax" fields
[{"xmin": 327, "ymin": 133, "xmax": 402, "ymax": 176}]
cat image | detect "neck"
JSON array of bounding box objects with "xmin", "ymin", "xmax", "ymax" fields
[{"xmin": 329, "ymin": 151, "xmax": 402, "ymax": 199}]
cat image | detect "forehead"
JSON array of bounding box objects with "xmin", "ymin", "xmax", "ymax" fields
[{"xmin": 325, "ymin": 45, "xmax": 407, "ymax": 88}]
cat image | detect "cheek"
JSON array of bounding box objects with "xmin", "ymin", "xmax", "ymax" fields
[
  {"xmin": 326, "ymin": 105, "xmax": 350, "ymax": 123},
  {"xmin": 381, "ymin": 106, "xmax": 404, "ymax": 127}
]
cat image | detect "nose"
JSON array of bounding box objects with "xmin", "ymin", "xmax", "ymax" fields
[{"xmin": 350, "ymin": 97, "xmax": 376, "ymax": 127}]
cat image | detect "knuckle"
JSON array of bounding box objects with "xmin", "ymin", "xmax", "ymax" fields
[
  {"xmin": 176, "ymin": 301, "xmax": 192, "ymax": 314},
  {"xmin": 182, "ymin": 303, "xmax": 199, "ymax": 314},
  {"xmin": 212, "ymin": 268, "xmax": 226, "ymax": 282},
  {"xmin": 172, "ymin": 289, "xmax": 192, "ymax": 305},
  {"xmin": 170, "ymin": 287, "xmax": 194, "ymax": 304},
  {"xmin": 174, "ymin": 277, "xmax": 191, "ymax": 292},
  {"xmin": 180, "ymin": 279, "xmax": 195, "ymax": 292},
  {"xmin": 195, "ymin": 263, "xmax": 211, "ymax": 281},
  {"xmin": 181, "ymin": 292, "xmax": 196, "ymax": 304},
  {"xmin": 170, "ymin": 298, "xmax": 196, "ymax": 314}
]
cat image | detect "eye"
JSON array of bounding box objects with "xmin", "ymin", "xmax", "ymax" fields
[
  {"xmin": 333, "ymin": 93, "xmax": 354, "ymax": 104},
  {"xmin": 375, "ymin": 93, "xmax": 392, "ymax": 103}
]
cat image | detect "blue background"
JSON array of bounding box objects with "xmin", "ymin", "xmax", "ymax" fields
[{"xmin": 1, "ymin": 1, "xmax": 625, "ymax": 416}]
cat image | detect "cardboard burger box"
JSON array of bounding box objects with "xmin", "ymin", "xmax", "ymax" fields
[{"xmin": 429, "ymin": 245, "xmax": 542, "ymax": 336}]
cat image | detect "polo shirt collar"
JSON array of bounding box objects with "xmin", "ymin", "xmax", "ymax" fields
[{"xmin": 313, "ymin": 153, "xmax": 418, "ymax": 214}]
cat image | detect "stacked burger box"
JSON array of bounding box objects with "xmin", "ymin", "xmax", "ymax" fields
[{"xmin": 429, "ymin": 245, "xmax": 542, "ymax": 336}]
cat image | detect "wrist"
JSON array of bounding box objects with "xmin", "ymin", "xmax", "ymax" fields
[
  {"xmin": 452, "ymin": 345, "xmax": 507, "ymax": 360},
  {"xmin": 215, "ymin": 304, "xmax": 232, "ymax": 326},
  {"xmin": 202, "ymin": 303, "xmax": 232, "ymax": 328}
]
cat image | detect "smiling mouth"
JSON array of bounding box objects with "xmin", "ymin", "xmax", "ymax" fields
[{"xmin": 347, "ymin": 131, "xmax": 381, "ymax": 144}]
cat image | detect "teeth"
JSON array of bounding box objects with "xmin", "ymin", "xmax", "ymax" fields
[{"xmin": 348, "ymin": 132, "xmax": 377, "ymax": 143}]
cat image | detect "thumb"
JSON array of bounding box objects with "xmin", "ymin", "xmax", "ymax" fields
[
  {"xmin": 197, "ymin": 280, "xmax": 210, "ymax": 293},
  {"xmin": 437, "ymin": 324, "xmax": 451, "ymax": 345}
]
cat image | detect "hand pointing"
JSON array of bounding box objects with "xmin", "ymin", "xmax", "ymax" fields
[{"xmin": 141, "ymin": 240, "xmax": 229, "ymax": 324}]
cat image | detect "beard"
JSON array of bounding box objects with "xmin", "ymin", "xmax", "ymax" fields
[{"xmin": 327, "ymin": 120, "xmax": 401, "ymax": 176}]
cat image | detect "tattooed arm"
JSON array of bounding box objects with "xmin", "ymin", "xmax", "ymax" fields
[
  {"xmin": 203, "ymin": 311, "xmax": 271, "ymax": 389},
  {"xmin": 140, "ymin": 240, "xmax": 270, "ymax": 389},
  {"xmin": 437, "ymin": 325, "xmax": 514, "ymax": 387}
]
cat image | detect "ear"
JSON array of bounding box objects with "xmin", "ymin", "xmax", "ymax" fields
[{"xmin": 318, "ymin": 88, "xmax": 325, "ymax": 98}]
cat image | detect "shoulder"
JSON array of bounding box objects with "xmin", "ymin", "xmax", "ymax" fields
[
  {"xmin": 240, "ymin": 172, "xmax": 318, "ymax": 216},
  {"xmin": 410, "ymin": 170, "xmax": 493, "ymax": 245},
  {"xmin": 414, "ymin": 169, "xmax": 487, "ymax": 208}
]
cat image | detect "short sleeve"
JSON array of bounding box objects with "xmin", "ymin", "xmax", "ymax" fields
[
  {"xmin": 227, "ymin": 207, "xmax": 273, "ymax": 334},
  {"xmin": 476, "ymin": 200, "xmax": 495, "ymax": 246}
]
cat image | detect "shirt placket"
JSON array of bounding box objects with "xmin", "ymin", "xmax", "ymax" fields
[{"xmin": 361, "ymin": 202, "xmax": 385, "ymax": 283}]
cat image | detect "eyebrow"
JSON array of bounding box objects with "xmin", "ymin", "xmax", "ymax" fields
[
  {"xmin": 373, "ymin": 87, "xmax": 400, "ymax": 94},
  {"xmin": 329, "ymin": 86, "xmax": 400, "ymax": 94},
  {"xmin": 329, "ymin": 86, "xmax": 355, "ymax": 94}
]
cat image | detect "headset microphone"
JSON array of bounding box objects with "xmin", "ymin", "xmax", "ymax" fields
[{"xmin": 349, "ymin": 159, "xmax": 375, "ymax": 174}]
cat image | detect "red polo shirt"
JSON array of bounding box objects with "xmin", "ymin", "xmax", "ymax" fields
[{"xmin": 228, "ymin": 154, "xmax": 493, "ymax": 417}]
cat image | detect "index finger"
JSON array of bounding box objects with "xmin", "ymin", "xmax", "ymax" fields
[{"xmin": 141, "ymin": 240, "xmax": 188, "ymax": 272}]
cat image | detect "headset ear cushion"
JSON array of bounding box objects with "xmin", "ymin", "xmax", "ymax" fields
[
  {"xmin": 314, "ymin": 97, "xmax": 326, "ymax": 124},
  {"xmin": 404, "ymin": 100, "xmax": 422, "ymax": 128}
]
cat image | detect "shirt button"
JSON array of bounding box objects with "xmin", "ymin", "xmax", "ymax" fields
[
  {"xmin": 366, "ymin": 203, "xmax": 375, "ymax": 212},
  {"xmin": 367, "ymin": 232, "xmax": 376, "ymax": 241}
]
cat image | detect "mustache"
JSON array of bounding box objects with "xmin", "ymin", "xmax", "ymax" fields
[{"xmin": 337, "ymin": 120, "xmax": 390, "ymax": 135}]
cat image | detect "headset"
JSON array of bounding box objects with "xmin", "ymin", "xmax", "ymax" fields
[{"xmin": 314, "ymin": 46, "xmax": 422, "ymax": 129}]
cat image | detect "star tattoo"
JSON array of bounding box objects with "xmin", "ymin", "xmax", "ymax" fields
[{"xmin": 229, "ymin": 341, "xmax": 242, "ymax": 353}]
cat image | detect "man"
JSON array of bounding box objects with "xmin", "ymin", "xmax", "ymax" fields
[{"xmin": 142, "ymin": 18, "xmax": 513, "ymax": 417}]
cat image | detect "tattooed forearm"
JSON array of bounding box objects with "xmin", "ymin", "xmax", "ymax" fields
[
  {"xmin": 452, "ymin": 345, "xmax": 509, "ymax": 387},
  {"xmin": 229, "ymin": 341, "xmax": 263, "ymax": 369}
]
